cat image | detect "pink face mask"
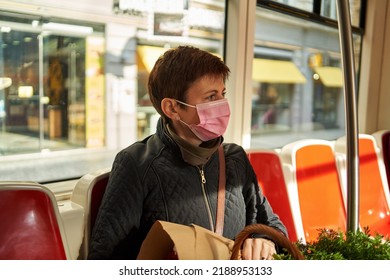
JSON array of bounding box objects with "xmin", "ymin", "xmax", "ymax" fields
[{"xmin": 176, "ymin": 98, "xmax": 230, "ymax": 141}]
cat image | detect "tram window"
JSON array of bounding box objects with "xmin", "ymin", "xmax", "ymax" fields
[
  {"xmin": 0, "ymin": 12, "xmax": 107, "ymax": 182},
  {"xmin": 135, "ymin": 1, "xmax": 226, "ymax": 140},
  {"xmin": 0, "ymin": 19, "xmax": 104, "ymax": 153},
  {"xmin": 251, "ymin": 1, "xmax": 363, "ymax": 149},
  {"xmin": 264, "ymin": 0, "xmax": 363, "ymax": 28},
  {"xmin": 321, "ymin": 0, "xmax": 362, "ymax": 27},
  {"xmin": 268, "ymin": 0, "xmax": 315, "ymax": 13},
  {"xmin": 0, "ymin": 1, "xmax": 226, "ymax": 183}
]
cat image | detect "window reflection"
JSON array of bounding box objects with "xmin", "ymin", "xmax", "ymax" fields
[
  {"xmin": 250, "ymin": 6, "xmax": 361, "ymax": 149},
  {"xmin": 134, "ymin": 0, "xmax": 226, "ymax": 140},
  {"xmin": 0, "ymin": 27, "xmax": 98, "ymax": 155},
  {"xmin": 0, "ymin": 1, "xmax": 227, "ymax": 157},
  {"xmin": 265, "ymin": 0, "xmax": 362, "ymax": 27}
]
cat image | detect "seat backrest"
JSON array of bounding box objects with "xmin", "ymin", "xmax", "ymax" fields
[
  {"xmin": 0, "ymin": 182, "xmax": 70, "ymax": 260},
  {"xmin": 372, "ymin": 130, "xmax": 390, "ymax": 191},
  {"xmin": 70, "ymin": 168, "xmax": 110, "ymax": 259},
  {"xmin": 280, "ymin": 139, "xmax": 347, "ymax": 243},
  {"xmin": 335, "ymin": 134, "xmax": 390, "ymax": 237},
  {"xmin": 247, "ymin": 149, "xmax": 298, "ymax": 242}
]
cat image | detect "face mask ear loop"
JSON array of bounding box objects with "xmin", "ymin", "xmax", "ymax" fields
[{"xmin": 175, "ymin": 99, "xmax": 196, "ymax": 108}]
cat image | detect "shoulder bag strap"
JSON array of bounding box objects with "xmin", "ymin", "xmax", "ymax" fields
[{"xmin": 215, "ymin": 145, "xmax": 226, "ymax": 235}]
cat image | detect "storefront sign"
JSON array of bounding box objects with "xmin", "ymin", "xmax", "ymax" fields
[{"xmin": 86, "ymin": 37, "xmax": 105, "ymax": 148}]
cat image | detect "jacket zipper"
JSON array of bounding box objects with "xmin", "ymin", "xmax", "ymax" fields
[{"xmin": 198, "ymin": 166, "xmax": 214, "ymax": 232}]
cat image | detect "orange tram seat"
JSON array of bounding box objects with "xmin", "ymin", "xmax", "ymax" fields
[
  {"xmin": 0, "ymin": 182, "xmax": 70, "ymax": 259},
  {"xmin": 335, "ymin": 134, "xmax": 390, "ymax": 237},
  {"xmin": 247, "ymin": 149, "xmax": 298, "ymax": 242},
  {"xmin": 373, "ymin": 129, "xmax": 390, "ymax": 192},
  {"xmin": 280, "ymin": 139, "xmax": 347, "ymax": 243}
]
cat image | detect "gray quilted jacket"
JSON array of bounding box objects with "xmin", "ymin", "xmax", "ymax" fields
[{"xmin": 88, "ymin": 118, "xmax": 287, "ymax": 259}]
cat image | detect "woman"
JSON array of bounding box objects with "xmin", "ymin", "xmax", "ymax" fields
[{"xmin": 88, "ymin": 46, "xmax": 287, "ymax": 260}]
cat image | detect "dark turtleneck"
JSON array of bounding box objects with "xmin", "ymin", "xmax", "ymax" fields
[{"xmin": 165, "ymin": 122, "xmax": 221, "ymax": 166}]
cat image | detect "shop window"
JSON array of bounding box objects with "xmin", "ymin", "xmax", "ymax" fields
[
  {"xmin": 250, "ymin": 2, "xmax": 362, "ymax": 148},
  {"xmin": 0, "ymin": 15, "xmax": 104, "ymax": 155}
]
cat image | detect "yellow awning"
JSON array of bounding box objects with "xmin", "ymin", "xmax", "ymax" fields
[
  {"xmin": 137, "ymin": 46, "xmax": 223, "ymax": 73},
  {"xmin": 0, "ymin": 77, "xmax": 12, "ymax": 90},
  {"xmin": 137, "ymin": 46, "xmax": 168, "ymax": 72},
  {"xmin": 314, "ymin": 66, "xmax": 343, "ymax": 87},
  {"xmin": 252, "ymin": 59, "xmax": 306, "ymax": 84}
]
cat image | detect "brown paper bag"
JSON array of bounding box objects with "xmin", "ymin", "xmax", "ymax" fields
[{"xmin": 137, "ymin": 220, "xmax": 234, "ymax": 260}]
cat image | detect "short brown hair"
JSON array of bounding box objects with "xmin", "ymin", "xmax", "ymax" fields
[{"xmin": 148, "ymin": 46, "xmax": 230, "ymax": 119}]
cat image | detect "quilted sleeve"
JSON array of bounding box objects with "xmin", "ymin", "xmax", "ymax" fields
[{"xmin": 88, "ymin": 149, "xmax": 145, "ymax": 259}]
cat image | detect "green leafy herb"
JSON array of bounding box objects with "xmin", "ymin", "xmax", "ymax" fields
[{"xmin": 275, "ymin": 227, "xmax": 390, "ymax": 260}]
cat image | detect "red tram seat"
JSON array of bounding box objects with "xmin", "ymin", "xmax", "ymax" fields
[
  {"xmin": 280, "ymin": 139, "xmax": 347, "ymax": 243},
  {"xmin": 372, "ymin": 129, "xmax": 390, "ymax": 191},
  {"xmin": 70, "ymin": 168, "xmax": 110, "ymax": 259},
  {"xmin": 246, "ymin": 149, "xmax": 298, "ymax": 242},
  {"xmin": 335, "ymin": 134, "xmax": 390, "ymax": 237},
  {"xmin": 0, "ymin": 182, "xmax": 70, "ymax": 259}
]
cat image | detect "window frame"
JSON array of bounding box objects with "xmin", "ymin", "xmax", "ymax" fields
[{"xmin": 256, "ymin": 0, "xmax": 365, "ymax": 34}]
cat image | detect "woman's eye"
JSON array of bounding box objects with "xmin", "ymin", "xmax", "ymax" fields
[{"xmin": 206, "ymin": 91, "xmax": 226, "ymax": 101}]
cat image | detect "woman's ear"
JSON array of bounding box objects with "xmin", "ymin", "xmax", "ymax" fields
[{"xmin": 161, "ymin": 98, "xmax": 180, "ymax": 121}]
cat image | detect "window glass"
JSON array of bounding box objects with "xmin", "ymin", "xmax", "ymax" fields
[
  {"xmin": 321, "ymin": 0, "xmax": 361, "ymax": 27},
  {"xmin": 0, "ymin": 0, "xmax": 226, "ymax": 182},
  {"xmin": 0, "ymin": 18, "xmax": 104, "ymax": 156},
  {"xmin": 270, "ymin": 0, "xmax": 314, "ymax": 12},
  {"xmin": 268, "ymin": 0, "xmax": 362, "ymax": 27},
  {"xmin": 133, "ymin": 0, "xmax": 226, "ymax": 140},
  {"xmin": 250, "ymin": 6, "xmax": 362, "ymax": 149}
]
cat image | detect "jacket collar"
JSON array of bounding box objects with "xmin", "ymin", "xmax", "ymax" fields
[{"xmin": 156, "ymin": 117, "xmax": 222, "ymax": 166}]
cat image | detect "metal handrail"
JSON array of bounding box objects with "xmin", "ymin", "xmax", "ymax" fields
[{"xmin": 336, "ymin": 0, "xmax": 360, "ymax": 232}]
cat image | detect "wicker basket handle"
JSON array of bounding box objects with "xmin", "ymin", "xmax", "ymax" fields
[{"xmin": 230, "ymin": 224, "xmax": 304, "ymax": 260}]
